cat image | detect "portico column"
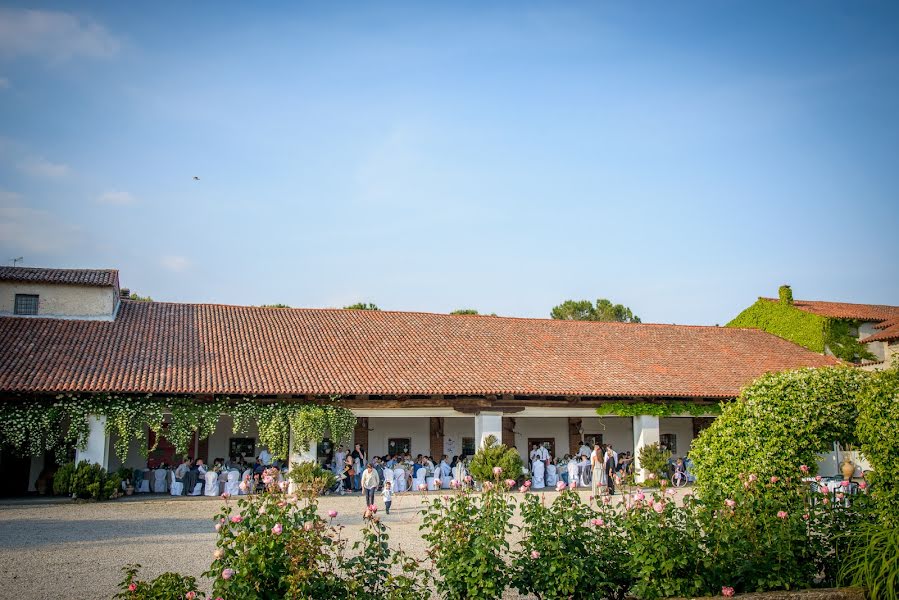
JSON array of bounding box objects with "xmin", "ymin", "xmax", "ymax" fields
[
  {"xmin": 75, "ymin": 415, "xmax": 110, "ymax": 470},
  {"xmin": 474, "ymin": 412, "xmax": 503, "ymax": 450},
  {"xmin": 632, "ymin": 414, "xmax": 660, "ymax": 484},
  {"xmin": 287, "ymin": 430, "xmax": 317, "ymax": 493}
]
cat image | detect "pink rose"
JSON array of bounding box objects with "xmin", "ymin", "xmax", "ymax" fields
[
  {"xmin": 519, "ymin": 485, "xmax": 527, "ymax": 493},
  {"xmin": 221, "ymin": 568, "xmax": 235, "ymax": 580},
  {"xmin": 214, "ymin": 523, "xmax": 222, "ymax": 532},
  {"xmin": 770, "ymin": 476, "xmax": 780, "ymax": 484},
  {"xmin": 591, "ymin": 518, "xmax": 604, "ymax": 527},
  {"xmin": 602, "ymin": 496, "xmax": 611, "ymax": 505},
  {"xmin": 569, "ymin": 482, "xmax": 578, "ymax": 491},
  {"xmin": 493, "ymin": 466, "xmax": 503, "ymax": 476},
  {"xmin": 743, "ymin": 481, "xmax": 750, "ymax": 489},
  {"xmin": 128, "ymin": 583, "xmax": 137, "ymax": 592},
  {"xmin": 239, "ymin": 481, "xmax": 249, "ymax": 492},
  {"xmin": 482, "ymin": 482, "xmax": 494, "ymax": 491},
  {"xmin": 328, "ymin": 510, "xmax": 338, "ymax": 519},
  {"xmin": 836, "ymin": 493, "xmax": 844, "ymax": 501},
  {"xmin": 272, "ymin": 523, "xmax": 283, "ymax": 535},
  {"xmin": 653, "ymin": 501, "xmax": 664, "ymax": 513},
  {"xmin": 799, "ymin": 464, "xmax": 809, "ymax": 473},
  {"xmin": 841, "ymin": 480, "xmax": 850, "ymax": 488},
  {"xmin": 418, "ymin": 483, "xmax": 428, "ymax": 491},
  {"xmin": 213, "ymin": 548, "xmax": 224, "ymax": 560},
  {"xmin": 304, "ymin": 521, "xmax": 314, "ymax": 531},
  {"xmin": 635, "ymin": 492, "xmax": 645, "ymax": 501},
  {"xmin": 369, "ymin": 504, "xmax": 378, "ymax": 513},
  {"xmin": 230, "ymin": 515, "xmax": 242, "ymax": 524},
  {"xmin": 530, "ymin": 550, "xmax": 540, "ymax": 559},
  {"xmin": 665, "ymin": 487, "xmax": 677, "ymax": 496},
  {"xmin": 263, "ymin": 475, "xmax": 274, "ymax": 485},
  {"xmin": 450, "ymin": 479, "xmax": 459, "ymax": 489},
  {"xmin": 777, "ymin": 510, "xmax": 788, "ymax": 519},
  {"xmin": 221, "ymin": 492, "xmax": 230, "ymax": 499},
  {"xmin": 464, "ymin": 475, "xmax": 473, "ymax": 483},
  {"xmin": 524, "ymin": 480, "xmax": 532, "ymax": 488},
  {"xmin": 505, "ymin": 479, "xmax": 516, "ymax": 488},
  {"xmin": 748, "ymin": 474, "xmax": 757, "ymax": 482},
  {"xmin": 279, "ymin": 481, "xmax": 289, "ymax": 491},
  {"xmin": 803, "ymin": 513, "xmax": 809, "ymax": 520},
  {"xmin": 725, "ymin": 498, "xmax": 736, "ymax": 508},
  {"xmin": 556, "ymin": 481, "xmax": 567, "ymax": 492},
  {"xmin": 186, "ymin": 592, "xmax": 196, "ymax": 600},
  {"xmin": 859, "ymin": 481, "xmax": 867, "ymax": 490},
  {"xmin": 722, "ymin": 586, "xmax": 735, "ymax": 597}
]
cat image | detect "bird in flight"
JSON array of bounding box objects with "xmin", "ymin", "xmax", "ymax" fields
[{"xmin": 193, "ymin": 176, "xmax": 200, "ymax": 181}]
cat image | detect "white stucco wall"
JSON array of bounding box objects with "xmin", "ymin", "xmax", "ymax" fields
[
  {"xmin": 443, "ymin": 417, "xmax": 474, "ymax": 458},
  {"xmin": 364, "ymin": 417, "xmax": 431, "ymax": 458},
  {"xmin": 579, "ymin": 417, "xmax": 635, "ymax": 454},
  {"xmin": 659, "ymin": 417, "xmax": 695, "ymax": 457},
  {"xmin": 859, "ymin": 322, "xmax": 885, "ymax": 361},
  {"xmin": 0, "ymin": 282, "xmax": 117, "ymax": 318}
]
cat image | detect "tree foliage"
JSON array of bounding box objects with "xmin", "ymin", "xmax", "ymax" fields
[
  {"xmin": 344, "ymin": 302, "xmax": 380, "ymax": 310},
  {"xmin": 260, "ymin": 303, "xmax": 290, "ymax": 308},
  {"xmin": 127, "ymin": 292, "xmax": 153, "ymax": 302},
  {"xmin": 450, "ymin": 308, "xmax": 479, "ymax": 315},
  {"xmin": 854, "ymin": 366, "xmax": 899, "ymax": 527},
  {"xmin": 690, "ymin": 367, "xmax": 870, "ymax": 496},
  {"xmin": 468, "ymin": 435, "xmax": 524, "ymax": 482},
  {"xmin": 550, "ymin": 298, "xmax": 641, "ymax": 323}
]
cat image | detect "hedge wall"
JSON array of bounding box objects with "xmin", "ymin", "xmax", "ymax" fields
[{"xmin": 728, "ymin": 299, "xmax": 828, "ymax": 353}]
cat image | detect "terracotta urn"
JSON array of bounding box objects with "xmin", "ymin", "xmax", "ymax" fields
[{"xmin": 840, "ymin": 459, "xmax": 855, "ymax": 480}]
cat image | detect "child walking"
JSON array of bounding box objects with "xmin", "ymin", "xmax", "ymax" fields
[{"xmin": 382, "ymin": 481, "xmax": 393, "ymax": 514}]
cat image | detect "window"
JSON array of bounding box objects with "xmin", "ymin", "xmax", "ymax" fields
[
  {"xmin": 14, "ymin": 294, "xmax": 39, "ymax": 315},
  {"xmin": 229, "ymin": 437, "xmax": 256, "ymax": 461},
  {"xmin": 660, "ymin": 434, "xmax": 677, "ymax": 455},
  {"xmin": 387, "ymin": 438, "xmax": 411, "ymax": 455},
  {"xmin": 461, "ymin": 437, "xmax": 476, "ymax": 457},
  {"xmin": 583, "ymin": 434, "xmax": 604, "ymax": 449},
  {"xmin": 528, "ymin": 438, "xmax": 556, "ymax": 459}
]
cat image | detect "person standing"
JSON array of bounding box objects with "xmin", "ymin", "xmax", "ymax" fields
[
  {"xmin": 382, "ymin": 481, "xmax": 393, "ymax": 514},
  {"xmin": 352, "ymin": 444, "xmax": 366, "ymax": 491},
  {"xmin": 259, "ymin": 447, "xmax": 272, "ymax": 467},
  {"xmin": 604, "ymin": 446, "xmax": 617, "ymax": 495},
  {"xmin": 361, "ymin": 463, "xmax": 380, "ymax": 508},
  {"xmin": 591, "ymin": 444, "xmax": 603, "ymax": 498}
]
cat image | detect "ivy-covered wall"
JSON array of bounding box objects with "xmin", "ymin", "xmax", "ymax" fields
[{"xmin": 727, "ymin": 298, "xmax": 876, "ymax": 362}]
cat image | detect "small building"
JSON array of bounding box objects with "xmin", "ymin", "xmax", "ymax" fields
[
  {"xmin": 728, "ymin": 285, "xmax": 899, "ymax": 370},
  {"xmin": 0, "ymin": 267, "xmax": 839, "ymax": 495}
]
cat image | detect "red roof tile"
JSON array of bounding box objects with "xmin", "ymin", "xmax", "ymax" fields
[
  {"xmin": 761, "ymin": 298, "xmax": 899, "ymax": 322},
  {"xmin": 0, "ymin": 301, "xmax": 839, "ymax": 398},
  {"xmin": 861, "ymin": 317, "xmax": 899, "ymax": 343},
  {"xmin": 0, "ymin": 267, "xmax": 119, "ymax": 288}
]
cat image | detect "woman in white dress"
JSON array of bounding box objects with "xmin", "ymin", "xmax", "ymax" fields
[
  {"xmin": 545, "ymin": 459, "xmax": 558, "ymax": 487},
  {"xmin": 567, "ymin": 458, "xmax": 579, "ymax": 488},
  {"xmin": 532, "ymin": 459, "xmax": 545, "ymax": 489}
]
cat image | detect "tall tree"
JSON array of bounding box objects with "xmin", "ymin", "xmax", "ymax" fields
[
  {"xmin": 343, "ymin": 302, "xmax": 380, "ymax": 311},
  {"xmin": 450, "ymin": 309, "xmax": 479, "ymax": 315},
  {"xmin": 550, "ymin": 298, "xmax": 641, "ymax": 323}
]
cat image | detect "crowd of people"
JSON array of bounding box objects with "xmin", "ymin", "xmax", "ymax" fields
[{"xmin": 526, "ymin": 442, "xmax": 636, "ymax": 496}]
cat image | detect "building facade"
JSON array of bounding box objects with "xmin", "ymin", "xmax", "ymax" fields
[{"xmin": 0, "ymin": 267, "xmax": 840, "ymax": 494}]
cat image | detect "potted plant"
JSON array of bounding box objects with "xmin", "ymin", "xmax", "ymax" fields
[{"xmin": 116, "ymin": 467, "xmax": 134, "ymax": 496}]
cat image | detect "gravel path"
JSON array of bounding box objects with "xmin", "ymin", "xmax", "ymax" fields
[{"xmin": 0, "ymin": 488, "xmax": 679, "ymax": 599}]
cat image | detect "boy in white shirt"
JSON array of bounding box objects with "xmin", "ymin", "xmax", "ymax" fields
[{"xmin": 382, "ymin": 481, "xmax": 393, "ymax": 514}]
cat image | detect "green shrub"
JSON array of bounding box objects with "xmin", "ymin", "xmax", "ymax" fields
[
  {"xmin": 468, "ymin": 434, "xmax": 524, "ymax": 483},
  {"xmin": 52, "ymin": 462, "xmax": 75, "ymax": 496},
  {"xmin": 690, "ymin": 367, "xmax": 869, "ymax": 496},
  {"xmin": 839, "ymin": 519, "xmax": 899, "ymax": 600},
  {"xmin": 114, "ymin": 564, "xmax": 203, "ymax": 599},
  {"xmin": 637, "ymin": 442, "xmax": 670, "ymax": 482},
  {"xmin": 514, "ymin": 490, "xmax": 631, "ymax": 600},
  {"xmin": 855, "ymin": 366, "xmax": 899, "ymax": 527},
  {"xmin": 420, "ymin": 478, "xmax": 517, "ymax": 599},
  {"xmin": 69, "ymin": 460, "xmax": 120, "ymax": 500},
  {"xmin": 287, "ymin": 461, "xmax": 336, "ymax": 498}
]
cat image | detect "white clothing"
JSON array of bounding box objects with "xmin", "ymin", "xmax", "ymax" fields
[
  {"xmin": 259, "ymin": 449, "xmax": 272, "ymax": 466},
  {"xmin": 545, "ymin": 464, "xmax": 558, "ymax": 487},
  {"xmin": 532, "ymin": 460, "xmax": 545, "ymax": 489},
  {"xmin": 578, "ymin": 445, "xmax": 591, "ymax": 458},
  {"xmin": 361, "ymin": 468, "xmax": 380, "ymax": 490},
  {"xmin": 382, "ymin": 487, "xmax": 393, "ymax": 502},
  {"xmin": 439, "ymin": 461, "xmax": 451, "ymax": 477},
  {"xmin": 567, "ymin": 461, "xmax": 579, "ymax": 487},
  {"xmin": 538, "ymin": 446, "xmax": 550, "ymax": 461}
]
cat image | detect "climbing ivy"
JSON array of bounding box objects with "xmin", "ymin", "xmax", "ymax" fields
[
  {"xmin": 0, "ymin": 395, "xmax": 355, "ymax": 464},
  {"xmin": 727, "ymin": 299, "xmax": 876, "ymax": 362},
  {"xmin": 596, "ymin": 401, "xmax": 721, "ymax": 418}
]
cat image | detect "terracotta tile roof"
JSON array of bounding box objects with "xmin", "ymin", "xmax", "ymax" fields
[
  {"xmin": 861, "ymin": 317, "xmax": 899, "ymax": 343},
  {"xmin": 761, "ymin": 298, "xmax": 899, "ymax": 322},
  {"xmin": 0, "ymin": 301, "xmax": 840, "ymax": 398},
  {"xmin": 0, "ymin": 266, "xmax": 119, "ymax": 288}
]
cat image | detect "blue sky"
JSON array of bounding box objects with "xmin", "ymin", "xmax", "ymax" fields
[{"xmin": 0, "ymin": 2, "xmax": 897, "ymax": 325}]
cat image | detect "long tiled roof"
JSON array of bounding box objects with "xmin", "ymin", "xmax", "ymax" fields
[
  {"xmin": 0, "ymin": 301, "xmax": 839, "ymax": 398},
  {"xmin": 0, "ymin": 266, "xmax": 119, "ymax": 288},
  {"xmin": 762, "ymin": 298, "xmax": 899, "ymax": 322}
]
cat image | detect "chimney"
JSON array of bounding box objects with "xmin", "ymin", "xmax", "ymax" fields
[
  {"xmin": 778, "ymin": 285, "xmax": 793, "ymax": 305},
  {"xmin": 120, "ymin": 287, "xmax": 130, "ymax": 299}
]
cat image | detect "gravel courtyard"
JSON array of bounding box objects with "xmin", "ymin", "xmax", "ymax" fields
[{"xmin": 0, "ymin": 488, "xmax": 666, "ymax": 599}]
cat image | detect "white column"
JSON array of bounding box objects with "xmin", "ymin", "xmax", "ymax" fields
[
  {"xmin": 632, "ymin": 414, "xmax": 660, "ymax": 484},
  {"xmin": 287, "ymin": 430, "xmax": 317, "ymax": 493},
  {"xmin": 75, "ymin": 415, "xmax": 110, "ymax": 470},
  {"xmin": 474, "ymin": 412, "xmax": 503, "ymax": 450}
]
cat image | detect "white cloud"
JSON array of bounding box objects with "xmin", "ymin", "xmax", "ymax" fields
[
  {"xmin": 0, "ymin": 77, "xmax": 9, "ymax": 89},
  {"xmin": 0, "ymin": 8, "xmax": 120, "ymax": 63},
  {"xmin": 161, "ymin": 255, "xmax": 190, "ymax": 272},
  {"xmin": 17, "ymin": 157, "xmax": 70, "ymax": 178},
  {"xmin": 0, "ymin": 190, "xmax": 82, "ymax": 254},
  {"xmin": 97, "ymin": 190, "xmax": 137, "ymax": 205}
]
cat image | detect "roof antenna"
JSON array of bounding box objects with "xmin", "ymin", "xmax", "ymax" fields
[{"xmin": 9, "ymin": 257, "xmax": 23, "ymax": 266}]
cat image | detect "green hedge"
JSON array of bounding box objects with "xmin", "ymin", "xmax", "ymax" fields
[
  {"xmin": 855, "ymin": 366, "xmax": 899, "ymax": 527},
  {"xmin": 728, "ymin": 299, "xmax": 828, "ymax": 353},
  {"xmin": 689, "ymin": 367, "xmax": 870, "ymax": 496}
]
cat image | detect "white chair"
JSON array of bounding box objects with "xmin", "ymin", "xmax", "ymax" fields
[
  {"xmin": 414, "ymin": 469, "xmax": 427, "ymax": 490},
  {"xmin": 393, "ymin": 468, "xmax": 406, "ymax": 492},
  {"xmin": 426, "ymin": 476, "xmax": 438, "ymax": 491},
  {"xmin": 545, "ymin": 464, "xmax": 558, "ymax": 487},
  {"xmin": 225, "ymin": 470, "xmax": 240, "ymax": 496},
  {"xmin": 153, "ymin": 469, "xmax": 167, "ymax": 493},
  {"xmin": 532, "ymin": 460, "xmax": 545, "ymax": 489},
  {"xmin": 169, "ymin": 471, "xmax": 184, "ymax": 496},
  {"xmin": 204, "ymin": 471, "xmax": 219, "ymax": 496},
  {"xmin": 137, "ymin": 478, "xmax": 151, "ymax": 493},
  {"xmin": 441, "ymin": 475, "xmax": 452, "ymax": 489},
  {"xmin": 567, "ymin": 462, "xmax": 579, "ymax": 488},
  {"xmin": 381, "ymin": 468, "xmax": 394, "ymax": 490}
]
